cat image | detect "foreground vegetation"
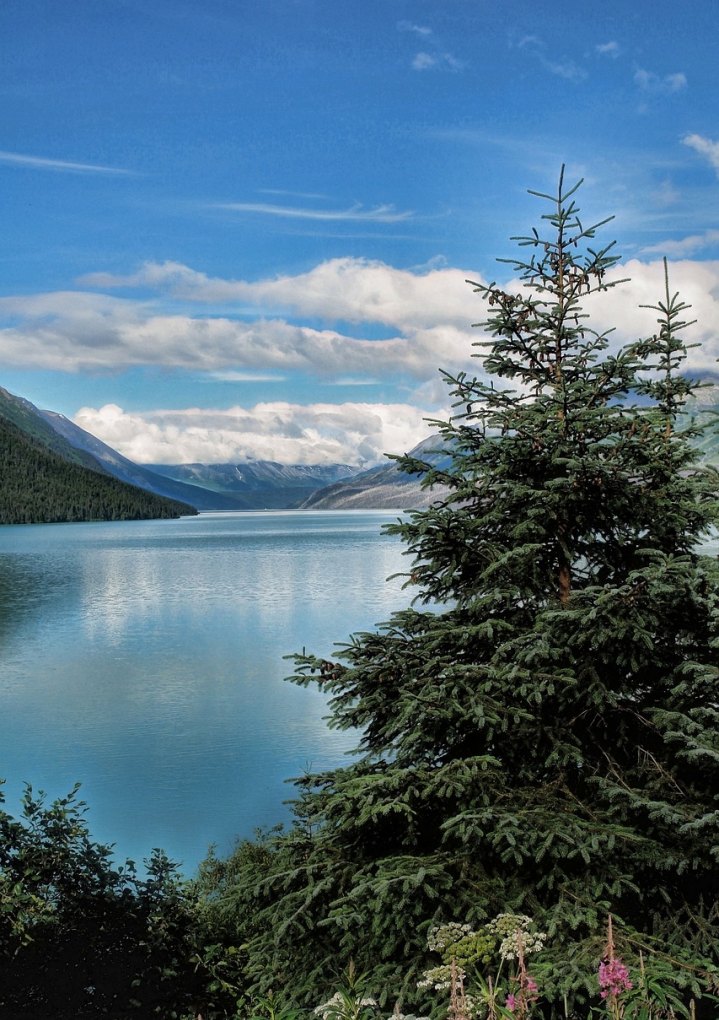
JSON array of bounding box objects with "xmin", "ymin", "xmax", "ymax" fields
[{"xmin": 2, "ymin": 171, "xmax": 718, "ymax": 1017}]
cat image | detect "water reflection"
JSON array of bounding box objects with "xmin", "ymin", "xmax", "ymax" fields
[{"xmin": 0, "ymin": 512, "xmax": 411, "ymax": 871}]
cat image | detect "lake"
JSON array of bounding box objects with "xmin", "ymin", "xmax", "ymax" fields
[{"xmin": 0, "ymin": 510, "xmax": 413, "ymax": 874}]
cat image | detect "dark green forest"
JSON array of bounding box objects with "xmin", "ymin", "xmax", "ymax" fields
[
  {"xmin": 0, "ymin": 414, "xmax": 196, "ymax": 523},
  {"xmin": 2, "ymin": 173, "xmax": 718, "ymax": 1019}
]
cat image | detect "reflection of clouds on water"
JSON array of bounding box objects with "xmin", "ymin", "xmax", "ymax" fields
[{"xmin": 0, "ymin": 512, "xmax": 411, "ymax": 871}]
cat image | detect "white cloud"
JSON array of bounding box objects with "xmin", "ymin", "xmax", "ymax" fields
[
  {"xmin": 412, "ymin": 52, "xmax": 437, "ymax": 70},
  {"xmin": 204, "ymin": 371, "xmax": 287, "ymax": 383},
  {"xmin": 0, "ymin": 150, "xmax": 135, "ymax": 175},
  {"xmin": 641, "ymin": 230, "xmax": 719, "ymax": 258},
  {"xmin": 73, "ymin": 400, "xmax": 439, "ymax": 466},
  {"xmin": 515, "ymin": 34, "xmax": 586, "ymax": 82},
  {"xmin": 4, "ymin": 256, "xmax": 719, "ymax": 403},
  {"xmin": 683, "ymin": 133, "xmax": 719, "ymax": 176},
  {"xmin": 634, "ymin": 68, "xmax": 687, "ymax": 94},
  {"xmin": 411, "ymin": 50, "xmax": 464, "ymax": 72},
  {"xmin": 80, "ymin": 257, "xmax": 483, "ymax": 332},
  {"xmin": 596, "ymin": 41, "xmax": 620, "ymax": 58},
  {"xmin": 542, "ymin": 58, "xmax": 586, "ymax": 82},
  {"xmin": 0, "ymin": 274, "xmax": 479, "ymax": 381},
  {"xmin": 258, "ymin": 188, "xmax": 328, "ymax": 200},
  {"xmin": 582, "ymin": 259, "xmax": 719, "ymax": 375},
  {"xmin": 212, "ymin": 201, "xmax": 413, "ymax": 223},
  {"xmin": 397, "ymin": 20, "xmax": 432, "ymax": 37}
]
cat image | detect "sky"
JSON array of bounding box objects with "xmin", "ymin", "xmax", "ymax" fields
[{"xmin": 1, "ymin": 0, "xmax": 718, "ymax": 467}]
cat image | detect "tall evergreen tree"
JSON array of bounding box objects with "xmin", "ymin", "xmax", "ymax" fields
[{"xmin": 205, "ymin": 170, "xmax": 719, "ymax": 1015}]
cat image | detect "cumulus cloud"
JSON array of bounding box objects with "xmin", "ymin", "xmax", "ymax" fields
[
  {"xmin": 683, "ymin": 133, "xmax": 719, "ymax": 176},
  {"xmin": 0, "ymin": 294, "xmax": 477, "ymax": 381},
  {"xmin": 4, "ymin": 255, "xmax": 719, "ymax": 390},
  {"xmin": 80, "ymin": 256, "xmax": 483, "ymax": 331},
  {"xmin": 581, "ymin": 259, "xmax": 719, "ymax": 374},
  {"xmin": 73, "ymin": 400, "xmax": 439, "ymax": 466}
]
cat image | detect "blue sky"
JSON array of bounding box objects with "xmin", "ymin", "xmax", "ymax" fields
[{"xmin": 1, "ymin": 0, "xmax": 718, "ymax": 465}]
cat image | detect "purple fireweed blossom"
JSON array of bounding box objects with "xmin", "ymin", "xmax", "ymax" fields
[{"xmin": 598, "ymin": 957, "xmax": 633, "ymax": 1000}]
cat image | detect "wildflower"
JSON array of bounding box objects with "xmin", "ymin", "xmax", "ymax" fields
[
  {"xmin": 417, "ymin": 964, "xmax": 463, "ymax": 991},
  {"xmin": 505, "ymin": 993, "xmax": 516, "ymax": 1012},
  {"xmin": 314, "ymin": 992, "xmax": 378, "ymax": 1019},
  {"xmin": 427, "ymin": 923, "xmax": 476, "ymax": 953},
  {"xmin": 598, "ymin": 957, "xmax": 633, "ymax": 1000},
  {"xmin": 485, "ymin": 913, "xmax": 547, "ymax": 960},
  {"xmin": 498, "ymin": 929, "xmax": 547, "ymax": 961}
]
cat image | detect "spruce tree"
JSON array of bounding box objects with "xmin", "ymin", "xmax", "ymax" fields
[{"xmin": 206, "ymin": 170, "xmax": 719, "ymax": 1016}]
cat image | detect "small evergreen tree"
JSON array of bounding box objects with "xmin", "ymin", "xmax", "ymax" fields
[{"xmin": 206, "ymin": 170, "xmax": 719, "ymax": 1015}]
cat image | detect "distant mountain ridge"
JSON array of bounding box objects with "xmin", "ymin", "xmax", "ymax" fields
[
  {"xmin": 149, "ymin": 461, "xmax": 355, "ymax": 510},
  {"xmin": 6, "ymin": 383, "xmax": 718, "ymax": 517},
  {"xmin": 301, "ymin": 435, "xmax": 452, "ymax": 509},
  {"xmin": 40, "ymin": 410, "xmax": 248, "ymax": 511},
  {"xmin": 0, "ymin": 385, "xmax": 361, "ymax": 512}
]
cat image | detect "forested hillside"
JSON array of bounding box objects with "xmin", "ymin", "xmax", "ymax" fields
[{"xmin": 0, "ymin": 415, "xmax": 196, "ymax": 524}]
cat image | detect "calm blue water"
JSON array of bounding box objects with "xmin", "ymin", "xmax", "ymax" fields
[{"xmin": 0, "ymin": 511, "xmax": 412, "ymax": 874}]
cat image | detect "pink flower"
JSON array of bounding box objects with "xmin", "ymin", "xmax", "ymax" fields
[
  {"xmin": 598, "ymin": 957, "xmax": 633, "ymax": 1000},
  {"xmin": 505, "ymin": 992, "xmax": 516, "ymax": 1012}
]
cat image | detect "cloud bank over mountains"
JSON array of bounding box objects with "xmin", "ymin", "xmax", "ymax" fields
[{"xmin": 3, "ymin": 254, "xmax": 719, "ymax": 465}]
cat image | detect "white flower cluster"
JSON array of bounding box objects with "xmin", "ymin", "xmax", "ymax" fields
[
  {"xmin": 485, "ymin": 913, "xmax": 547, "ymax": 962},
  {"xmin": 462, "ymin": 993, "xmax": 479, "ymax": 1019},
  {"xmin": 314, "ymin": 993, "xmax": 378, "ymax": 1019},
  {"xmin": 426, "ymin": 922, "xmax": 476, "ymax": 952},
  {"xmin": 416, "ymin": 964, "xmax": 466, "ymax": 991}
]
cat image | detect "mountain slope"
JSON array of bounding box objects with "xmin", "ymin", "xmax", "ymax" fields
[
  {"xmin": 300, "ymin": 436, "xmax": 451, "ymax": 509},
  {"xmin": 0, "ymin": 415, "xmax": 196, "ymax": 525},
  {"xmin": 40, "ymin": 410, "xmax": 248, "ymax": 511},
  {"xmin": 0, "ymin": 387, "xmax": 113, "ymax": 474}
]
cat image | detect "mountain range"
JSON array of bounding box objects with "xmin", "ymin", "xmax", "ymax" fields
[
  {"xmin": 0, "ymin": 385, "xmax": 441, "ymax": 523},
  {"xmin": 9, "ymin": 382, "xmax": 715, "ymax": 525}
]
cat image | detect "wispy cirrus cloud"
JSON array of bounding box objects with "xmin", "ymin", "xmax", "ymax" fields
[
  {"xmin": 412, "ymin": 51, "xmax": 464, "ymax": 72},
  {"xmin": 258, "ymin": 188, "xmax": 328, "ymax": 200},
  {"xmin": 596, "ymin": 41, "xmax": 620, "ymax": 58},
  {"xmin": 204, "ymin": 370, "xmax": 287, "ymax": 383},
  {"xmin": 398, "ymin": 19, "xmax": 465, "ymax": 72},
  {"xmin": 0, "ymin": 149, "xmax": 135, "ymax": 175},
  {"xmin": 397, "ymin": 20, "xmax": 432, "ymax": 37},
  {"xmin": 683, "ymin": 133, "xmax": 719, "ymax": 175},
  {"xmin": 212, "ymin": 201, "xmax": 413, "ymax": 223},
  {"xmin": 640, "ymin": 230, "xmax": 719, "ymax": 258},
  {"xmin": 516, "ymin": 35, "xmax": 586, "ymax": 83},
  {"xmin": 634, "ymin": 68, "xmax": 687, "ymax": 95}
]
